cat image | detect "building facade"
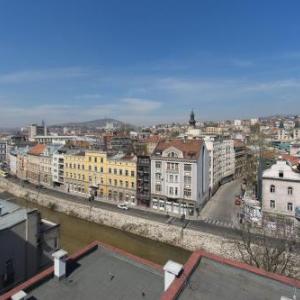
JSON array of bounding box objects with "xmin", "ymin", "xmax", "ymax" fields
[
  {"xmin": 0, "ymin": 199, "xmax": 59, "ymax": 294},
  {"xmin": 262, "ymin": 159, "xmax": 300, "ymax": 231},
  {"xmin": 204, "ymin": 137, "xmax": 235, "ymax": 194},
  {"xmin": 136, "ymin": 155, "xmax": 151, "ymax": 207},
  {"xmin": 150, "ymin": 139, "xmax": 209, "ymax": 218}
]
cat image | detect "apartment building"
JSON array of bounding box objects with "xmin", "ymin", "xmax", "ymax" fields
[
  {"xmin": 150, "ymin": 139, "xmax": 209, "ymax": 217},
  {"xmin": 64, "ymin": 150, "xmax": 137, "ymax": 204},
  {"xmin": 0, "ymin": 141, "xmax": 6, "ymax": 162},
  {"xmin": 204, "ymin": 136, "xmax": 235, "ymax": 194},
  {"xmin": 26, "ymin": 144, "xmax": 59, "ymax": 187},
  {"xmin": 106, "ymin": 153, "xmax": 136, "ymax": 204},
  {"xmin": 136, "ymin": 155, "xmax": 151, "ymax": 207},
  {"xmin": 64, "ymin": 151, "xmax": 87, "ymax": 196},
  {"xmin": 262, "ymin": 159, "xmax": 300, "ymax": 225}
]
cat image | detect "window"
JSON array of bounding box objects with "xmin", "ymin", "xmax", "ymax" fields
[
  {"xmin": 101, "ymin": 158, "xmax": 104, "ymax": 163},
  {"xmin": 131, "ymin": 182, "xmax": 134, "ymax": 188},
  {"xmin": 279, "ymin": 171, "xmax": 284, "ymax": 178},
  {"xmin": 175, "ymin": 187, "xmax": 178, "ymax": 196},
  {"xmin": 169, "ymin": 187, "xmax": 173, "ymax": 195},
  {"xmin": 288, "ymin": 187, "xmax": 293, "ymax": 195},
  {"xmin": 155, "ymin": 184, "xmax": 161, "ymax": 192},
  {"xmin": 287, "ymin": 202, "xmax": 293, "ymax": 211},
  {"xmin": 114, "ymin": 179, "xmax": 117, "ymax": 186},
  {"xmin": 131, "ymin": 171, "xmax": 135, "ymax": 177},
  {"xmin": 125, "ymin": 170, "xmax": 129, "ymax": 176},
  {"xmin": 120, "ymin": 180, "xmax": 123, "ymax": 187},
  {"xmin": 169, "ymin": 175, "xmax": 173, "ymax": 182},
  {"xmin": 184, "ymin": 188, "xmax": 191, "ymax": 197},
  {"xmin": 125, "ymin": 181, "xmax": 129, "ymax": 188},
  {"xmin": 184, "ymin": 176, "xmax": 191, "ymax": 185},
  {"xmin": 114, "ymin": 169, "xmax": 117, "ymax": 175},
  {"xmin": 155, "ymin": 173, "xmax": 161, "ymax": 180},
  {"xmin": 155, "ymin": 161, "xmax": 161, "ymax": 169},
  {"xmin": 270, "ymin": 200, "xmax": 275, "ymax": 208},
  {"xmin": 100, "ymin": 167, "xmax": 103, "ymax": 173},
  {"xmin": 94, "ymin": 157, "xmax": 97, "ymax": 163},
  {"xmin": 109, "ymin": 179, "xmax": 112, "ymax": 185},
  {"xmin": 270, "ymin": 185, "xmax": 275, "ymax": 193},
  {"xmin": 119, "ymin": 169, "xmax": 123, "ymax": 175},
  {"xmin": 184, "ymin": 164, "xmax": 192, "ymax": 171},
  {"xmin": 89, "ymin": 166, "xmax": 92, "ymax": 171},
  {"xmin": 94, "ymin": 166, "xmax": 97, "ymax": 172},
  {"xmin": 109, "ymin": 168, "xmax": 112, "ymax": 173},
  {"xmin": 89, "ymin": 157, "xmax": 91, "ymax": 162},
  {"xmin": 168, "ymin": 152, "xmax": 178, "ymax": 158}
]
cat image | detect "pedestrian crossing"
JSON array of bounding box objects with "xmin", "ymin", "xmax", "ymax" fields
[{"xmin": 203, "ymin": 218, "xmax": 237, "ymax": 229}]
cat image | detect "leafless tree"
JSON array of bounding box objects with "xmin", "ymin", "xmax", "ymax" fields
[{"xmin": 236, "ymin": 224, "xmax": 298, "ymax": 277}]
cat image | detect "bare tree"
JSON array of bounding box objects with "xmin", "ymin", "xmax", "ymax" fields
[{"xmin": 236, "ymin": 224, "xmax": 298, "ymax": 277}]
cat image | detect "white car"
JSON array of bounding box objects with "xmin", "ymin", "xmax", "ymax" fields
[{"xmin": 117, "ymin": 204, "xmax": 129, "ymax": 210}]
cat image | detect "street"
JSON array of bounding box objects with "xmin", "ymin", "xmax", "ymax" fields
[{"xmin": 200, "ymin": 180, "xmax": 241, "ymax": 228}]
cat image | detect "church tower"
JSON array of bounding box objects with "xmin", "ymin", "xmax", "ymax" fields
[{"xmin": 189, "ymin": 110, "xmax": 196, "ymax": 128}]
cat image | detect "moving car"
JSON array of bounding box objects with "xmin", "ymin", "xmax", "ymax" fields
[{"xmin": 117, "ymin": 204, "xmax": 129, "ymax": 210}]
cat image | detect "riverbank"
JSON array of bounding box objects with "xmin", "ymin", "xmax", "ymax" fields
[
  {"xmin": 0, "ymin": 177, "xmax": 240, "ymax": 257},
  {"xmin": 1, "ymin": 177, "xmax": 299, "ymax": 279}
]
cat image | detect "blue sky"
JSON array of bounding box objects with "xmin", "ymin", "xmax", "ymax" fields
[{"xmin": 1, "ymin": 0, "xmax": 300, "ymax": 127}]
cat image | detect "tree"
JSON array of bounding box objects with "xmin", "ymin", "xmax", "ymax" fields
[{"xmin": 236, "ymin": 224, "xmax": 297, "ymax": 277}]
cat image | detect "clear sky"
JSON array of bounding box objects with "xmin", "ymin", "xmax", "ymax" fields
[{"xmin": 1, "ymin": 0, "xmax": 300, "ymax": 127}]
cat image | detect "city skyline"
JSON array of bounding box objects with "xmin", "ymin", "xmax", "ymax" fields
[{"xmin": 1, "ymin": 1, "xmax": 300, "ymax": 127}]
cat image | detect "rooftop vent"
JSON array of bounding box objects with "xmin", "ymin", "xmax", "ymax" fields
[
  {"xmin": 52, "ymin": 249, "xmax": 68, "ymax": 279},
  {"xmin": 163, "ymin": 260, "xmax": 183, "ymax": 291},
  {"xmin": 11, "ymin": 290, "xmax": 28, "ymax": 300}
]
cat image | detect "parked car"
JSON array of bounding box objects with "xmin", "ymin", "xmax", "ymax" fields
[{"xmin": 117, "ymin": 204, "xmax": 129, "ymax": 210}]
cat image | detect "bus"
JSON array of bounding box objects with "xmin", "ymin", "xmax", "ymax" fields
[{"xmin": 0, "ymin": 169, "xmax": 8, "ymax": 177}]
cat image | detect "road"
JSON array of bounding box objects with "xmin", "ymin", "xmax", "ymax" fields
[
  {"xmin": 200, "ymin": 180, "xmax": 241, "ymax": 227},
  {"xmin": 2, "ymin": 176, "xmax": 299, "ymax": 250}
]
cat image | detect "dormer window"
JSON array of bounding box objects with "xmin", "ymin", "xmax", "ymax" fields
[
  {"xmin": 168, "ymin": 152, "xmax": 178, "ymax": 158},
  {"xmin": 279, "ymin": 171, "xmax": 284, "ymax": 178}
]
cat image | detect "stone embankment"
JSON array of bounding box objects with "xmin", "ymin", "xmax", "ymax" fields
[{"xmin": 0, "ymin": 177, "xmax": 299, "ymax": 278}]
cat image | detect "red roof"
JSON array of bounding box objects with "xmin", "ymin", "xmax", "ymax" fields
[
  {"xmin": 28, "ymin": 144, "xmax": 46, "ymax": 156},
  {"xmin": 153, "ymin": 139, "xmax": 203, "ymax": 160},
  {"xmin": 281, "ymin": 154, "xmax": 300, "ymax": 166}
]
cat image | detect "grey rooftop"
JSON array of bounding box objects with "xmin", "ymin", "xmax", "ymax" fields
[
  {"xmin": 27, "ymin": 245, "xmax": 164, "ymax": 300},
  {"xmin": 177, "ymin": 257, "xmax": 299, "ymax": 300}
]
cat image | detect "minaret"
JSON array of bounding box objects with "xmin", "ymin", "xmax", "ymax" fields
[
  {"xmin": 189, "ymin": 110, "xmax": 196, "ymax": 128},
  {"xmin": 278, "ymin": 121, "xmax": 285, "ymax": 140}
]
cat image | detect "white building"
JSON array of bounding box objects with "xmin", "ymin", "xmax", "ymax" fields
[
  {"xmin": 250, "ymin": 118, "xmax": 259, "ymax": 125},
  {"xmin": 52, "ymin": 150, "xmax": 65, "ymax": 187},
  {"xmin": 150, "ymin": 139, "xmax": 209, "ymax": 218},
  {"xmin": 262, "ymin": 159, "xmax": 300, "ymax": 222},
  {"xmin": 204, "ymin": 136, "xmax": 235, "ymax": 195},
  {"xmin": 234, "ymin": 119, "xmax": 242, "ymax": 126}
]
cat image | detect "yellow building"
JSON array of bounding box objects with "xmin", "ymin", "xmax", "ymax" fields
[
  {"xmin": 64, "ymin": 150, "xmax": 137, "ymax": 205},
  {"xmin": 64, "ymin": 151, "xmax": 86, "ymax": 195},
  {"xmin": 106, "ymin": 153, "xmax": 137, "ymax": 204}
]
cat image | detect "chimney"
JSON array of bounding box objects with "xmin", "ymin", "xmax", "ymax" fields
[
  {"xmin": 11, "ymin": 290, "xmax": 28, "ymax": 300},
  {"xmin": 52, "ymin": 249, "xmax": 68, "ymax": 279},
  {"xmin": 163, "ymin": 260, "xmax": 183, "ymax": 291}
]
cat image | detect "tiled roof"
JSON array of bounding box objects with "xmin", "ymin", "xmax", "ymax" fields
[
  {"xmin": 281, "ymin": 154, "xmax": 300, "ymax": 166},
  {"xmin": 153, "ymin": 139, "xmax": 203, "ymax": 160},
  {"xmin": 28, "ymin": 144, "xmax": 46, "ymax": 156}
]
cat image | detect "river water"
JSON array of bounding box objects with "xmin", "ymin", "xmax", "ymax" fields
[{"xmin": 8, "ymin": 194, "xmax": 191, "ymax": 266}]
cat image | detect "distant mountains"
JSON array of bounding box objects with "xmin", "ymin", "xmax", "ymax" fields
[{"xmin": 51, "ymin": 118, "xmax": 134, "ymax": 129}]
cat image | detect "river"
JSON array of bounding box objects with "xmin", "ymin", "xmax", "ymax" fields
[{"xmin": 3, "ymin": 192, "xmax": 191, "ymax": 266}]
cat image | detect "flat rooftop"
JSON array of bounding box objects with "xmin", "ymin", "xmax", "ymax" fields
[
  {"xmin": 177, "ymin": 257, "xmax": 299, "ymax": 300},
  {"xmin": 0, "ymin": 199, "xmax": 28, "ymax": 231},
  {"xmin": 26, "ymin": 244, "xmax": 163, "ymax": 300}
]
